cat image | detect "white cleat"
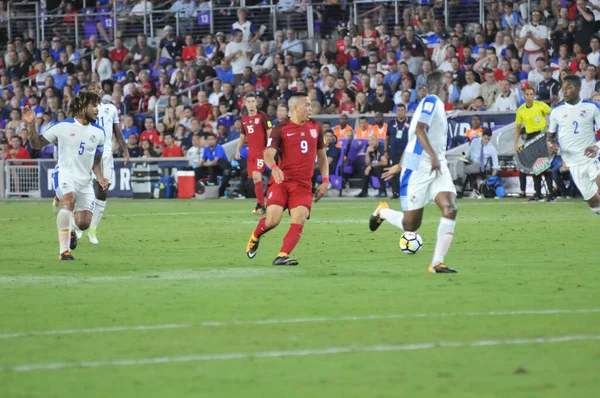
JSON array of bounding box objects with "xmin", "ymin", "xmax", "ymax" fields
[
  {"xmin": 75, "ymin": 230, "xmax": 83, "ymax": 239},
  {"xmin": 87, "ymin": 231, "xmax": 99, "ymax": 245}
]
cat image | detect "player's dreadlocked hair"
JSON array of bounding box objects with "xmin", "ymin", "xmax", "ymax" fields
[{"xmin": 67, "ymin": 91, "xmax": 101, "ymax": 119}]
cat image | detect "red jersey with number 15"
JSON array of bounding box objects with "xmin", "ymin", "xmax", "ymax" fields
[
  {"xmin": 267, "ymin": 119, "xmax": 325, "ymax": 182},
  {"xmin": 241, "ymin": 111, "xmax": 272, "ymax": 158}
]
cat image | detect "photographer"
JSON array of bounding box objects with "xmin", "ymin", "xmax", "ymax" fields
[{"xmin": 356, "ymin": 135, "xmax": 388, "ymax": 198}]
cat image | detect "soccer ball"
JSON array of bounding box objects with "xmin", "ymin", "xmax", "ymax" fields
[{"xmin": 399, "ymin": 232, "xmax": 423, "ymax": 255}]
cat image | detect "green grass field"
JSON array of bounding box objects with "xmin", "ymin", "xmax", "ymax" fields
[{"xmin": 1, "ymin": 198, "xmax": 599, "ymax": 398}]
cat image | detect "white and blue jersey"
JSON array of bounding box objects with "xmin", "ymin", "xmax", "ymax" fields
[
  {"xmin": 548, "ymin": 100, "xmax": 600, "ymax": 167},
  {"xmin": 402, "ymin": 94, "xmax": 448, "ymax": 172},
  {"xmin": 96, "ymin": 102, "xmax": 119, "ymax": 158},
  {"xmin": 399, "ymin": 94, "xmax": 456, "ymax": 211},
  {"xmin": 44, "ymin": 118, "xmax": 106, "ymax": 187}
]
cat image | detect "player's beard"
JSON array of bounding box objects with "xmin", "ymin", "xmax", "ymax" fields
[{"xmin": 86, "ymin": 111, "xmax": 98, "ymax": 124}]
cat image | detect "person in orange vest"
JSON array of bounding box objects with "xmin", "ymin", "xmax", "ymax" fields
[
  {"xmin": 370, "ymin": 112, "xmax": 388, "ymax": 139},
  {"xmin": 465, "ymin": 114, "xmax": 484, "ymax": 141},
  {"xmin": 355, "ymin": 116, "xmax": 373, "ymax": 139},
  {"xmin": 333, "ymin": 113, "xmax": 354, "ymax": 147}
]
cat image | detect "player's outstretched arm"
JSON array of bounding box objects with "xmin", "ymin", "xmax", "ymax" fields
[
  {"xmin": 22, "ymin": 106, "xmax": 49, "ymax": 150},
  {"xmin": 264, "ymin": 147, "xmax": 284, "ymax": 183},
  {"xmin": 382, "ymin": 153, "xmax": 404, "ymax": 181},
  {"xmin": 113, "ymin": 123, "xmax": 129, "ymax": 164},
  {"xmin": 414, "ymin": 122, "xmax": 440, "ymax": 174},
  {"xmin": 314, "ymin": 148, "xmax": 329, "ymax": 202}
]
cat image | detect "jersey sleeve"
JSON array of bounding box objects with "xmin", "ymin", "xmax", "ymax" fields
[
  {"xmin": 110, "ymin": 105, "xmax": 120, "ymax": 124},
  {"xmin": 515, "ymin": 107, "xmax": 523, "ymax": 125},
  {"xmin": 240, "ymin": 119, "xmax": 247, "ymax": 136},
  {"xmin": 42, "ymin": 123, "xmax": 58, "ymax": 144},
  {"xmin": 261, "ymin": 112, "xmax": 273, "ymax": 132},
  {"xmin": 317, "ymin": 123, "xmax": 326, "ymax": 150},
  {"xmin": 267, "ymin": 124, "xmax": 283, "ymax": 151},
  {"xmin": 548, "ymin": 109, "xmax": 558, "ymax": 134},
  {"xmin": 417, "ymin": 96, "xmax": 437, "ymax": 126},
  {"xmin": 96, "ymin": 127, "xmax": 106, "ymax": 155},
  {"xmin": 592, "ymin": 102, "xmax": 600, "ymax": 132},
  {"xmin": 540, "ymin": 102, "xmax": 551, "ymax": 116}
]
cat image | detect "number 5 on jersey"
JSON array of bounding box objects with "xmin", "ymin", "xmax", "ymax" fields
[{"xmin": 78, "ymin": 142, "xmax": 85, "ymax": 155}]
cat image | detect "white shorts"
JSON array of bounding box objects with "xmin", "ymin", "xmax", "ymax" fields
[
  {"xmin": 570, "ymin": 158, "xmax": 600, "ymax": 200},
  {"xmin": 52, "ymin": 169, "xmax": 96, "ymax": 213},
  {"xmin": 93, "ymin": 155, "xmax": 114, "ymax": 185},
  {"xmin": 399, "ymin": 163, "xmax": 457, "ymax": 211}
]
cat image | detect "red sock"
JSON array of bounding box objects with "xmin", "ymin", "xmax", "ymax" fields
[
  {"xmin": 254, "ymin": 181, "xmax": 264, "ymax": 206},
  {"xmin": 253, "ymin": 217, "xmax": 272, "ymax": 239},
  {"xmin": 279, "ymin": 223, "xmax": 303, "ymax": 256}
]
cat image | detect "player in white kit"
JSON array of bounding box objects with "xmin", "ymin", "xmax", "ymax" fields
[
  {"xmin": 24, "ymin": 92, "xmax": 108, "ymax": 260},
  {"xmin": 368, "ymin": 72, "xmax": 459, "ymax": 273},
  {"xmin": 86, "ymin": 84, "xmax": 129, "ymax": 244},
  {"xmin": 547, "ymin": 75, "xmax": 600, "ymax": 213}
]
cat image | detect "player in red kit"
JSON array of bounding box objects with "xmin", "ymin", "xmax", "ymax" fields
[
  {"xmin": 235, "ymin": 93, "xmax": 272, "ymax": 215},
  {"xmin": 246, "ymin": 93, "xmax": 330, "ymax": 266}
]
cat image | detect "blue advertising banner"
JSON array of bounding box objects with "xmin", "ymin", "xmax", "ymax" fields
[{"xmin": 39, "ymin": 160, "xmax": 190, "ymax": 198}]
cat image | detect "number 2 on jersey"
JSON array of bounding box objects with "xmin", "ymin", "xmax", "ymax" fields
[
  {"xmin": 573, "ymin": 121, "xmax": 579, "ymax": 134},
  {"xmin": 78, "ymin": 142, "xmax": 85, "ymax": 155}
]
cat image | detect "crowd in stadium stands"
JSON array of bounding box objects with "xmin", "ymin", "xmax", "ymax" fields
[{"xmin": 1, "ymin": 0, "xmax": 600, "ymax": 188}]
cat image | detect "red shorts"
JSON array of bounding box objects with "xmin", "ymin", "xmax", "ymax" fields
[
  {"xmin": 267, "ymin": 180, "xmax": 313, "ymax": 213},
  {"xmin": 247, "ymin": 154, "xmax": 266, "ymax": 177}
]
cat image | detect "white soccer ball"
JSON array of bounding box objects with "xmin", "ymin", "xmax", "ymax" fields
[{"xmin": 399, "ymin": 232, "xmax": 423, "ymax": 255}]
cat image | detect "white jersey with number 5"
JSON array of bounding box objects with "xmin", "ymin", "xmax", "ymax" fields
[
  {"xmin": 548, "ymin": 100, "xmax": 600, "ymax": 167},
  {"xmin": 43, "ymin": 118, "xmax": 106, "ymax": 186},
  {"xmin": 402, "ymin": 94, "xmax": 448, "ymax": 171},
  {"xmin": 97, "ymin": 102, "xmax": 119, "ymax": 157}
]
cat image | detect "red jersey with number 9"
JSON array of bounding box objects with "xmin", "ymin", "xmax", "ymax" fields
[
  {"xmin": 241, "ymin": 111, "xmax": 271, "ymax": 159},
  {"xmin": 267, "ymin": 119, "xmax": 325, "ymax": 182}
]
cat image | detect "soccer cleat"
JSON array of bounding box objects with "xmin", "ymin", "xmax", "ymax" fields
[
  {"xmin": 272, "ymin": 256, "xmax": 299, "ymax": 266},
  {"xmin": 246, "ymin": 234, "xmax": 260, "ymax": 258},
  {"xmin": 369, "ymin": 201, "xmax": 389, "ymax": 232},
  {"xmin": 529, "ymin": 194, "xmax": 544, "ymax": 202},
  {"xmin": 428, "ymin": 263, "xmax": 457, "ymax": 274},
  {"xmin": 69, "ymin": 231, "xmax": 78, "ymax": 250},
  {"xmin": 87, "ymin": 228, "xmax": 99, "ymax": 245},
  {"xmin": 59, "ymin": 251, "xmax": 75, "ymax": 260}
]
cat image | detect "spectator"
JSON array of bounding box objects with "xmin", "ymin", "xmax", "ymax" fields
[
  {"xmin": 251, "ymin": 42, "xmax": 274, "ymax": 71},
  {"xmin": 225, "ymin": 29, "xmax": 251, "ymax": 86},
  {"xmin": 204, "ymin": 34, "xmax": 217, "ymax": 60},
  {"xmin": 574, "ymin": 0, "xmax": 596, "ymax": 50},
  {"xmin": 458, "ymin": 70, "xmax": 481, "ymax": 109},
  {"xmin": 232, "ymin": 8, "xmax": 263, "ymax": 44},
  {"xmin": 468, "ymin": 96, "xmax": 487, "ymax": 111},
  {"xmin": 169, "ymin": 0, "xmax": 197, "ymax": 29},
  {"xmin": 356, "ymin": 134, "xmax": 388, "ymax": 198},
  {"xmin": 109, "ymin": 39, "xmax": 129, "ymax": 64},
  {"xmin": 455, "ymin": 128, "xmax": 499, "ymax": 193},
  {"xmin": 581, "ymin": 64, "xmax": 598, "ymax": 99},
  {"xmin": 491, "ymin": 79, "xmax": 520, "ymax": 111},
  {"xmin": 355, "ymin": 116, "xmax": 372, "ymax": 139},
  {"xmin": 371, "ymin": 83, "xmax": 395, "ymax": 114},
  {"xmin": 156, "ymin": 26, "xmax": 184, "ymax": 68},
  {"xmin": 188, "ymin": 133, "xmax": 205, "ymax": 170},
  {"xmin": 502, "ymin": 2, "xmax": 520, "ymax": 34},
  {"xmin": 588, "ymin": 36, "xmax": 600, "ymax": 67},
  {"xmin": 162, "ymin": 134, "xmax": 184, "ymax": 158},
  {"xmin": 216, "ymin": 59, "xmax": 234, "ymax": 85},
  {"xmin": 338, "ymin": 90, "xmax": 355, "ymax": 114},
  {"xmin": 518, "ymin": 9, "xmax": 548, "ymax": 72},
  {"xmin": 125, "ymin": 34, "xmax": 154, "ymax": 68},
  {"xmin": 139, "ymin": 82, "xmax": 157, "ymax": 114},
  {"xmin": 479, "ymin": 69, "xmax": 499, "ymax": 108},
  {"xmin": 140, "ymin": 139, "xmax": 157, "ymax": 158},
  {"xmin": 93, "ymin": 47, "xmax": 112, "ymax": 82},
  {"xmin": 125, "ymin": 133, "xmax": 141, "ymax": 158},
  {"xmin": 537, "ymin": 66, "xmax": 560, "ymax": 105},
  {"xmin": 7, "ymin": 135, "xmax": 31, "ymax": 161},
  {"xmin": 282, "ymin": 29, "xmax": 303, "ymax": 58},
  {"xmin": 139, "ymin": 116, "xmax": 159, "ymax": 144},
  {"xmin": 198, "ymin": 133, "xmax": 231, "ymax": 198},
  {"xmin": 122, "ymin": 115, "xmax": 139, "ymax": 139},
  {"xmin": 359, "ymin": 17, "xmax": 380, "ymax": 55},
  {"xmin": 527, "ymin": 57, "xmax": 547, "ymax": 91},
  {"xmin": 355, "ymin": 90, "xmax": 372, "ymax": 114},
  {"xmin": 193, "ymin": 91, "xmax": 213, "ymax": 122}
]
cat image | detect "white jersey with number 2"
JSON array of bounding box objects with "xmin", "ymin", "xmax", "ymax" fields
[
  {"xmin": 548, "ymin": 100, "xmax": 600, "ymax": 167},
  {"xmin": 43, "ymin": 118, "xmax": 106, "ymax": 186},
  {"xmin": 402, "ymin": 94, "xmax": 448, "ymax": 171},
  {"xmin": 96, "ymin": 102, "xmax": 119, "ymax": 157}
]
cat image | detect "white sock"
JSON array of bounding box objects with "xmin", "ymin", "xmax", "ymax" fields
[
  {"xmin": 57, "ymin": 209, "xmax": 72, "ymax": 253},
  {"xmin": 591, "ymin": 207, "xmax": 600, "ymax": 216},
  {"xmin": 90, "ymin": 199, "xmax": 106, "ymax": 231},
  {"xmin": 380, "ymin": 208, "xmax": 404, "ymax": 230},
  {"xmin": 432, "ymin": 217, "xmax": 456, "ymax": 265}
]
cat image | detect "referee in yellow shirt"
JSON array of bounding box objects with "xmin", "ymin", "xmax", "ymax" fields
[{"xmin": 514, "ymin": 86, "xmax": 555, "ymax": 201}]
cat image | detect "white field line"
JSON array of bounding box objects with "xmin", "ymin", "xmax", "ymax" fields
[
  {"xmin": 0, "ymin": 200, "xmax": 583, "ymax": 222},
  {"xmin": 5, "ymin": 334, "xmax": 600, "ymax": 372},
  {"xmin": 1, "ymin": 308, "xmax": 598, "ymax": 340}
]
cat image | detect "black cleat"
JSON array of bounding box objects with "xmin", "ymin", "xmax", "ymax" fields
[
  {"xmin": 246, "ymin": 235, "xmax": 260, "ymax": 259},
  {"xmin": 369, "ymin": 202, "xmax": 389, "ymax": 232},
  {"xmin": 252, "ymin": 204, "xmax": 266, "ymax": 215},
  {"xmin": 428, "ymin": 263, "xmax": 457, "ymax": 273},
  {"xmin": 69, "ymin": 230, "xmax": 78, "ymax": 250},
  {"xmin": 59, "ymin": 251, "xmax": 75, "ymax": 260},
  {"xmin": 529, "ymin": 194, "xmax": 544, "ymax": 202},
  {"xmin": 273, "ymin": 256, "xmax": 299, "ymax": 266}
]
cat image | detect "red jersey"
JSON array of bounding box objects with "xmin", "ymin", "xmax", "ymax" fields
[
  {"xmin": 267, "ymin": 119, "xmax": 325, "ymax": 182},
  {"xmin": 162, "ymin": 144, "xmax": 184, "ymax": 158},
  {"xmin": 193, "ymin": 102, "xmax": 213, "ymax": 121},
  {"xmin": 242, "ymin": 111, "xmax": 272, "ymax": 158}
]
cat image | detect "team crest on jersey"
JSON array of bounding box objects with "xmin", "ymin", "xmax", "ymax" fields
[
  {"xmin": 61, "ymin": 182, "xmax": 68, "ymax": 189},
  {"xmin": 310, "ymin": 129, "xmax": 318, "ymax": 138},
  {"xmin": 410, "ymin": 195, "xmax": 418, "ymax": 203},
  {"xmin": 580, "ymin": 110, "xmax": 588, "ymax": 117},
  {"xmin": 255, "ymin": 118, "xmax": 259, "ymax": 124},
  {"xmin": 90, "ymin": 135, "xmax": 98, "ymax": 143}
]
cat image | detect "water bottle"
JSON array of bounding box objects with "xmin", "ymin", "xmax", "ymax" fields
[{"xmin": 153, "ymin": 182, "xmax": 160, "ymax": 199}]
